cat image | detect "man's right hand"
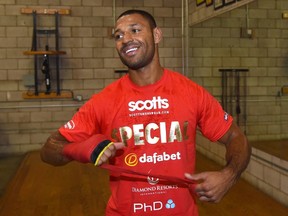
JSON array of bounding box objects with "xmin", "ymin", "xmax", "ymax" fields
[
  {"xmin": 63, "ymin": 134, "xmax": 125, "ymax": 165},
  {"xmin": 95, "ymin": 142, "xmax": 125, "ymax": 166}
]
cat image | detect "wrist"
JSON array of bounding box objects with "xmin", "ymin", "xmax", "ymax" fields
[
  {"xmin": 221, "ymin": 166, "xmax": 238, "ymax": 185},
  {"xmin": 63, "ymin": 134, "xmax": 112, "ymax": 164}
]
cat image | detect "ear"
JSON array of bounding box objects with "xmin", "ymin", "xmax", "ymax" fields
[{"xmin": 153, "ymin": 27, "xmax": 162, "ymax": 44}]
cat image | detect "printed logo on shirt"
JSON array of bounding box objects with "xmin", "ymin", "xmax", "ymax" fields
[
  {"xmin": 147, "ymin": 176, "xmax": 159, "ymax": 185},
  {"xmin": 131, "ymin": 170, "xmax": 179, "ymax": 197},
  {"xmin": 224, "ymin": 112, "xmax": 229, "ymax": 121},
  {"xmin": 64, "ymin": 120, "xmax": 75, "ymax": 130},
  {"xmin": 124, "ymin": 151, "xmax": 181, "ymax": 167},
  {"xmin": 128, "ymin": 96, "xmax": 169, "ymax": 112},
  {"xmin": 131, "ymin": 184, "xmax": 178, "ymax": 196},
  {"xmin": 165, "ymin": 199, "xmax": 176, "ymax": 209},
  {"xmin": 133, "ymin": 199, "xmax": 176, "ymax": 213},
  {"xmin": 115, "ymin": 121, "xmax": 189, "ymax": 146},
  {"xmin": 125, "ymin": 153, "xmax": 138, "ymax": 166}
]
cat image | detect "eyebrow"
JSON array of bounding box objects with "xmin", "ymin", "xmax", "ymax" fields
[{"xmin": 114, "ymin": 23, "xmax": 142, "ymax": 34}]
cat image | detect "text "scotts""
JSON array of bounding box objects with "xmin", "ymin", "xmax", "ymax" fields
[{"xmin": 128, "ymin": 96, "xmax": 169, "ymax": 112}]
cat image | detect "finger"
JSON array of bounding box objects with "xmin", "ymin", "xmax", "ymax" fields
[
  {"xmin": 185, "ymin": 173, "xmax": 205, "ymax": 194},
  {"xmin": 96, "ymin": 158, "xmax": 104, "ymax": 166},
  {"xmin": 101, "ymin": 151, "xmax": 110, "ymax": 160},
  {"xmin": 96, "ymin": 143, "xmax": 124, "ymax": 166},
  {"xmin": 197, "ymin": 191, "xmax": 206, "ymax": 196},
  {"xmin": 199, "ymin": 195, "xmax": 211, "ymax": 202},
  {"xmin": 184, "ymin": 172, "xmax": 206, "ymax": 181},
  {"xmin": 196, "ymin": 189, "xmax": 213, "ymax": 198},
  {"xmin": 96, "ymin": 156, "xmax": 105, "ymax": 166},
  {"xmin": 113, "ymin": 142, "xmax": 125, "ymax": 150},
  {"xmin": 108, "ymin": 142, "xmax": 125, "ymax": 157},
  {"xmin": 95, "ymin": 142, "xmax": 125, "ymax": 166},
  {"xmin": 194, "ymin": 185, "xmax": 205, "ymax": 194},
  {"xmin": 199, "ymin": 194, "xmax": 218, "ymax": 203},
  {"xmin": 103, "ymin": 147, "xmax": 113, "ymax": 157},
  {"xmin": 184, "ymin": 173, "xmax": 193, "ymax": 179}
]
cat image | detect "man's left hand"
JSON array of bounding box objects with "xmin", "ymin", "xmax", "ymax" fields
[{"xmin": 185, "ymin": 168, "xmax": 236, "ymax": 203}]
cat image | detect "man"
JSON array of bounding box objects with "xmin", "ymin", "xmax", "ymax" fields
[{"xmin": 41, "ymin": 9, "xmax": 251, "ymax": 215}]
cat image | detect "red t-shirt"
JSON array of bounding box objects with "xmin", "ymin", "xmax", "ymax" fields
[{"xmin": 59, "ymin": 68, "xmax": 233, "ymax": 216}]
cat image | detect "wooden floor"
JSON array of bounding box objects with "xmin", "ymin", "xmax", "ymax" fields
[
  {"xmin": 0, "ymin": 151, "xmax": 287, "ymax": 216},
  {"xmin": 0, "ymin": 154, "xmax": 24, "ymax": 196}
]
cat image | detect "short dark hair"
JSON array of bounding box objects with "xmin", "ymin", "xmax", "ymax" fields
[{"xmin": 117, "ymin": 9, "xmax": 157, "ymax": 29}]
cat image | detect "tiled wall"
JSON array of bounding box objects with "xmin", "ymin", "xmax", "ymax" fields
[
  {"xmin": 0, "ymin": 0, "xmax": 182, "ymax": 153},
  {"xmin": 189, "ymin": 0, "xmax": 288, "ymax": 206},
  {"xmin": 187, "ymin": 0, "xmax": 288, "ymax": 141},
  {"xmin": 0, "ymin": 0, "xmax": 288, "ymax": 206}
]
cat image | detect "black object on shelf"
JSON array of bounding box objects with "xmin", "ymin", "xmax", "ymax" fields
[
  {"xmin": 22, "ymin": 8, "xmax": 69, "ymax": 96},
  {"xmin": 219, "ymin": 68, "xmax": 249, "ymax": 133}
]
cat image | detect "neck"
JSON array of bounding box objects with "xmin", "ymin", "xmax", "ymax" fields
[
  {"xmin": 128, "ymin": 63, "xmax": 163, "ymax": 87},
  {"xmin": 127, "ymin": 49, "xmax": 163, "ymax": 86}
]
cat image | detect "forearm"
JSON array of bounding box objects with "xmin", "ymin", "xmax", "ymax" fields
[
  {"xmin": 225, "ymin": 136, "xmax": 250, "ymax": 181},
  {"xmin": 41, "ymin": 131, "xmax": 117, "ymax": 166},
  {"xmin": 40, "ymin": 131, "xmax": 72, "ymax": 166}
]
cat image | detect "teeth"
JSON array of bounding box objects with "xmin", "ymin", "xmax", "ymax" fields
[{"xmin": 126, "ymin": 47, "xmax": 137, "ymax": 53}]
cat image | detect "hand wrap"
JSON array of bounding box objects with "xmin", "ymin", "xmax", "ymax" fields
[{"xmin": 63, "ymin": 134, "xmax": 114, "ymax": 165}]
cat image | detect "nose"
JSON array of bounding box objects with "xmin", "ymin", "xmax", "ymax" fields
[{"xmin": 122, "ymin": 32, "xmax": 133, "ymax": 44}]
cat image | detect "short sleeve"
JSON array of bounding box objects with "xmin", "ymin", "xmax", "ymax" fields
[{"xmin": 197, "ymin": 88, "xmax": 233, "ymax": 142}]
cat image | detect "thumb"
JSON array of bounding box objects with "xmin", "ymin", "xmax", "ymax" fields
[
  {"xmin": 113, "ymin": 142, "xmax": 126, "ymax": 150},
  {"xmin": 184, "ymin": 172, "xmax": 206, "ymax": 182}
]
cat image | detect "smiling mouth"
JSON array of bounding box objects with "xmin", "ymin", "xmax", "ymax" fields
[{"xmin": 125, "ymin": 47, "xmax": 138, "ymax": 54}]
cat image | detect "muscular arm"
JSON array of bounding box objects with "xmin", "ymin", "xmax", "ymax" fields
[
  {"xmin": 185, "ymin": 122, "xmax": 251, "ymax": 203},
  {"xmin": 218, "ymin": 122, "xmax": 251, "ymax": 181},
  {"xmin": 40, "ymin": 131, "xmax": 72, "ymax": 166},
  {"xmin": 41, "ymin": 131, "xmax": 125, "ymax": 167}
]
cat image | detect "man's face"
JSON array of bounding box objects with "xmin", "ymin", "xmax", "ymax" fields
[{"xmin": 114, "ymin": 13, "xmax": 156, "ymax": 70}]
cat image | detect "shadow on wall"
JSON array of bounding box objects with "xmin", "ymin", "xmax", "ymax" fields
[{"xmin": 0, "ymin": 133, "xmax": 10, "ymax": 154}]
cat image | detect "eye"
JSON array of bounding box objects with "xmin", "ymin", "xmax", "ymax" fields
[
  {"xmin": 132, "ymin": 28, "xmax": 141, "ymax": 34},
  {"xmin": 114, "ymin": 33, "xmax": 123, "ymax": 41}
]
